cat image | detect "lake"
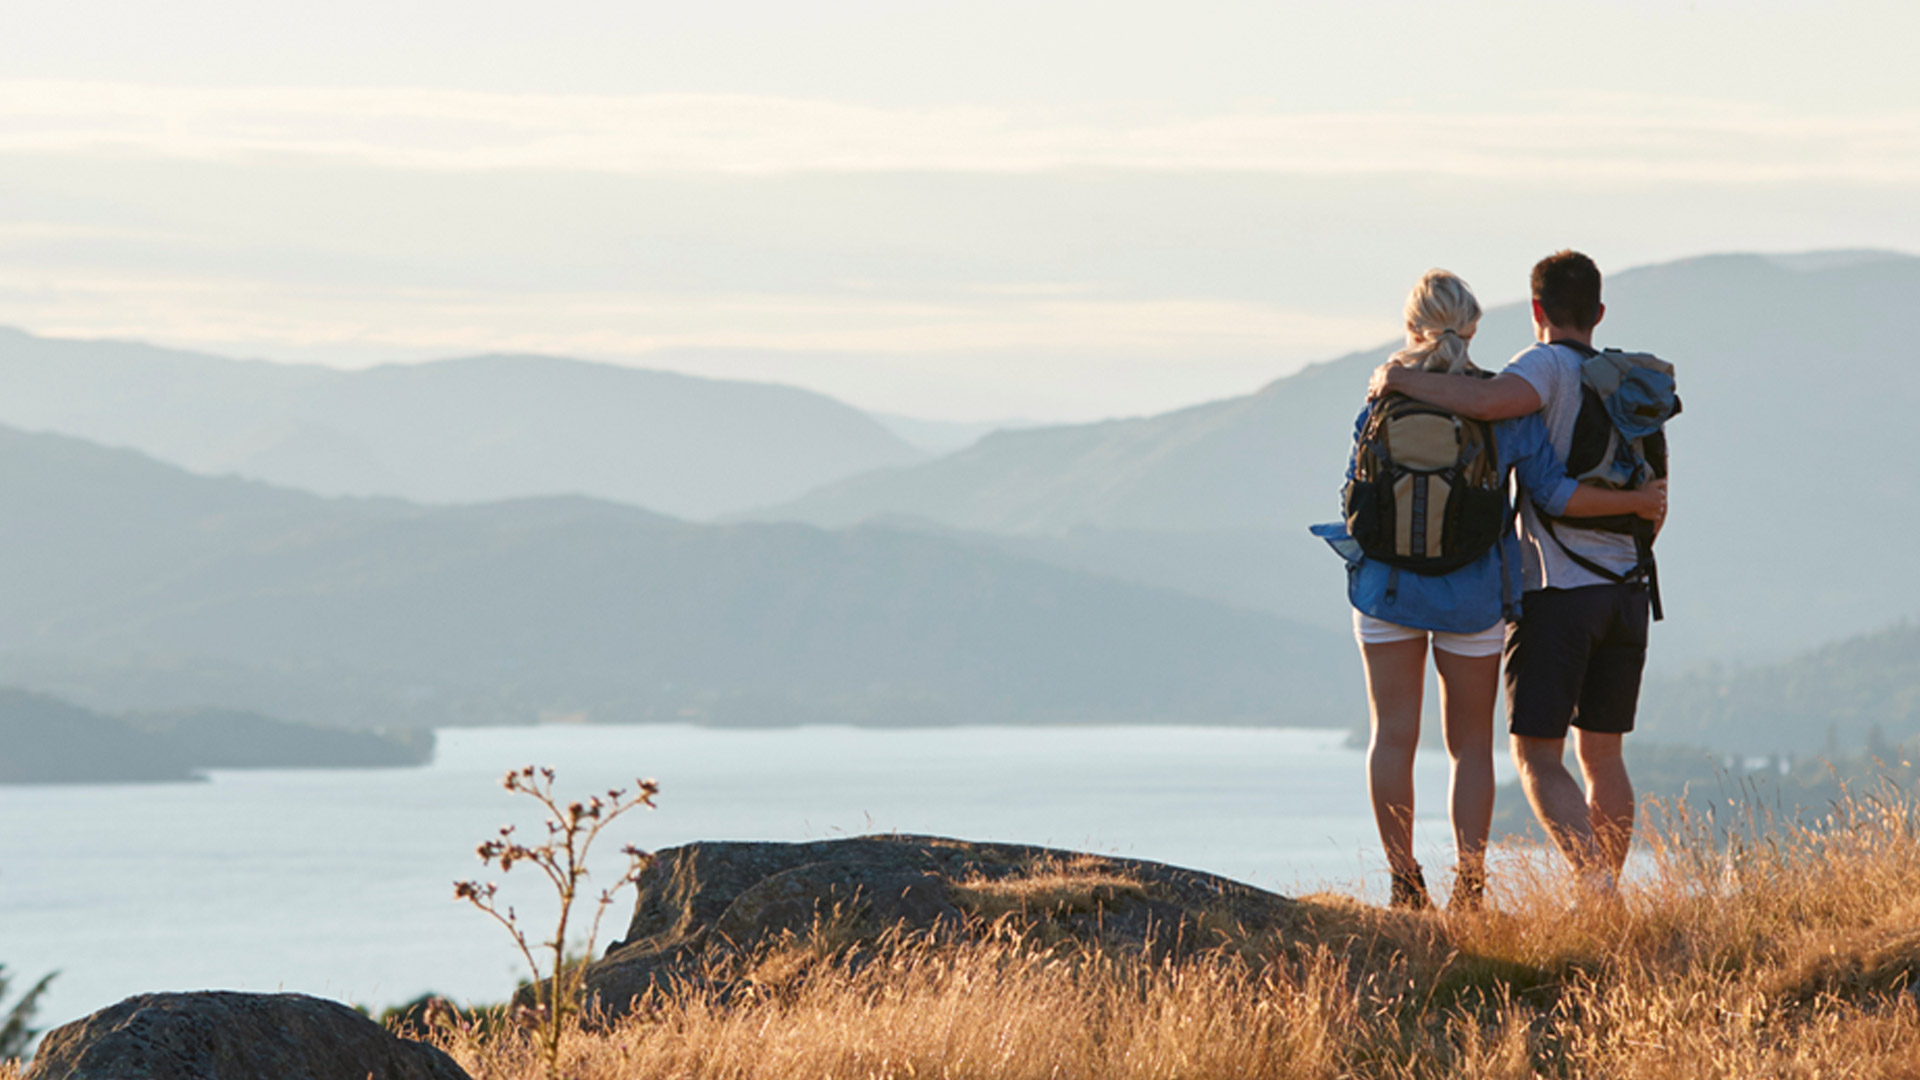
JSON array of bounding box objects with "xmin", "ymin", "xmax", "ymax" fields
[{"xmin": 1, "ymin": 723, "xmax": 1498, "ymax": 1032}]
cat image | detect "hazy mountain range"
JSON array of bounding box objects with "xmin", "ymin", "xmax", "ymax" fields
[
  {"xmin": 3, "ymin": 248, "xmax": 1914, "ymax": 745},
  {"xmin": 0, "ymin": 425, "xmax": 1350, "ymax": 729},
  {"xmin": 754, "ymin": 250, "xmax": 1920, "ymax": 667},
  {"xmin": 0, "ymin": 331, "xmax": 925, "ymax": 519}
]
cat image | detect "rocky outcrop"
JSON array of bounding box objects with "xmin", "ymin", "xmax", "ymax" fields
[
  {"xmin": 24, "ymin": 991, "xmax": 470, "ymax": 1080},
  {"xmin": 581, "ymin": 834, "xmax": 1300, "ymax": 1016}
]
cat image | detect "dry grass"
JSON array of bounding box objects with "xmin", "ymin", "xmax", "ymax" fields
[
  {"xmin": 15, "ymin": 789, "xmax": 1920, "ymax": 1076},
  {"xmin": 428, "ymin": 785, "xmax": 1920, "ymax": 1076},
  {"xmin": 15, "ymin": 789, "xmax": 1920, "ymax": 1077},
  {"xmin": 948, "ymin": 854, "xmax": 1150, "ymax": 921}
]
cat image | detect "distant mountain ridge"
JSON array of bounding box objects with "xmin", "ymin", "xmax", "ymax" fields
[
  {"xmin": 755, "ymin": 251, "xmax": 1920, "ymax": 665},
  {"xmin": 760, "ymin": 249, "xmax": 1920, "ymax": 535},
  {"xmin": 755, "ymin": 353, "xmax": 1367, "ymax": 534},
  {"xmin": 0, "ymin": 330, "xmax": 924, "ymax": 519},
  {"xmin": 0, "ymin": 424, "xmax": 1354, "ymax": 729},
  {"xmin": 0, "ymin": 688, "xmax": 430, "ymax": 784}
]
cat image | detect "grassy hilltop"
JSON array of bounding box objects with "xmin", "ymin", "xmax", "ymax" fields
[
  {"xmin": 397, "ymin": 794, "xmax": 1920, "ymax": 1078},
  {"xmin": 462, "ymin": 795, "xmax": 1920, "ymax": 1078}
]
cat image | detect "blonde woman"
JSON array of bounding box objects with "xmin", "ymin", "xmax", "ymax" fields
[{"xmin": 1316, "ymin": 270, "xmax": 1662, "ymax": 910}]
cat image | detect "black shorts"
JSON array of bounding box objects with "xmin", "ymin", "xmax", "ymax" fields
[{"xmin": 1505, "ymin": 583, "xmax": 1649, "ymax": 740}]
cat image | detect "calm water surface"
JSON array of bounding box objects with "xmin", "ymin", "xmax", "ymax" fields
[{"xmin": 2, "ymin": 724, "xmax": 1498, "ymax": 1031}]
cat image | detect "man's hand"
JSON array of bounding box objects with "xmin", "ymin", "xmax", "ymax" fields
[{"xmin": 1368, "ymin": 362, "xmax": 1407, "ymax": 401}]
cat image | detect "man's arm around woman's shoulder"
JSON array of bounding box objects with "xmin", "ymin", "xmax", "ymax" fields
[{"xmin": 1368, "ymin": 365, "xmax": 1543, "ymax": 421}]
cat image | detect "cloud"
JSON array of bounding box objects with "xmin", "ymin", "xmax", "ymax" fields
[
  {"xmin": 0, "ymin": 264, "xmax": 1383, "ymax": 355},
  {"xmin": 2, "ymin": 81, "xmax": 1917, "ymax": 183},
  {"xmin": 0, "ymin": 263, "xmax": 1389, "ymax": 418}
]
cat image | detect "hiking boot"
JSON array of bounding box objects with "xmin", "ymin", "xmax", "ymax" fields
[
  {"xmin": 1450, "ymin": 865, "xmax": 1486, "ymax": 912},
  {"xmin": 1389, "ymin": 865, "xmax": 1431, "ymax": 910},
  {"xmin": 1571, "ymin": 868, "xmax": 1622, "ymax": 914}
]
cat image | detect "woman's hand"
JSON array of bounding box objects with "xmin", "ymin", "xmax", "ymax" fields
[{"xmin": 1634, "ymin": 479, "xmax": 1669, "ymax": 534}]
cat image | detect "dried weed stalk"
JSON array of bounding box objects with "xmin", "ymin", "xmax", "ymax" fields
[{"xmin": 455, "ymin": 765, "xmax": 657, "ymax": 1078}]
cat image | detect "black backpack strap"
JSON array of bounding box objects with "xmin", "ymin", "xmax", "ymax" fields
[
  {"xmin": 1480, "ymin": 419, "xmax": 1518, "ymax": 621},
  {"xmin": 1540, "ymin": 515, "xmax": 1635, "ymax": 583},
  {"xmin": 1498, "ymin": 516, "xmax": 1516, "ymax": 622},
  {"xmin": 1637, "ymin": 529, "xmax": 1664, "ymax": 622},
  {"xmin": 1540, "ymin": 516, "xmax": 1665, "ymax": 622}
]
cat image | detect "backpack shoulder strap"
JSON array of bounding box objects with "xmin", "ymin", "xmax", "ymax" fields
[
  {"xmin": 1548, "ymin": 339, "xmax": 1600, "ymax": 359},
  {"xmin": 1539, "ymin": 516, "xmax": 1665, "ymax": 622}
]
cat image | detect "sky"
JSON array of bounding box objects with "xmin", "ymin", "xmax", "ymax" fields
[{"xmin": 2, "ymin": 1, "xmax": 1917, "ymax": 421}]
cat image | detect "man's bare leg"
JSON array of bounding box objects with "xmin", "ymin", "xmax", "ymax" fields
[
  {"xmin": 1511, "ymin": 733, "xmax": 1607, "ymax": 880},
  {"xmin": 1575, "ymin": 730, "xmax": 1634, "ymax": 877}
]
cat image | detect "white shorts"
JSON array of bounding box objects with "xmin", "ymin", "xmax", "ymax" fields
[{"xmin": 1352, "ymin": 610, "xmax": 1507, "ymax": 658}]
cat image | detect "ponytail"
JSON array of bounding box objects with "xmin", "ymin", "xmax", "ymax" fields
[{"xmin": 1389, "ymin": 270, "xmax": 1482, "ymax": 375}]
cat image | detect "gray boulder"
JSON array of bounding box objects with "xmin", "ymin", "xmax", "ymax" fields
[
  {"xmin": 25, "ymin": 991, "xmax": 470, "ymax": 1080},
  {"xmin": 582, "ymin": 834, "xmax": 1299, "ymax": 1016}
]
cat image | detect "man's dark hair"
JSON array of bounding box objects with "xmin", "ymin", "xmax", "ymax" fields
[{"xmin": 1531, "ymin": 250, "xmax": 1603, "ymax": 331}]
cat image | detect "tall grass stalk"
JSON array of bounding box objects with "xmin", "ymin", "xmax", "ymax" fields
[{"xmin": 0, "ymin": 966, "xmax": 54, "ymax": 1070}]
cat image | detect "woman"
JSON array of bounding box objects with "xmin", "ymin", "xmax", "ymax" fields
[{"xmin": 1318, "ymin": 270, "xmax": 1661, "ymax": 910}]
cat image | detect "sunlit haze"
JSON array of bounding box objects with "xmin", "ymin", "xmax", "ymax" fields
[
  {"xmin": 12, "ymin": 4, "xmax": 1920, "ymax": 1052},
  {"xmin": 3, "ymin": 0, "xmax": 1915, "ymax": 420}
]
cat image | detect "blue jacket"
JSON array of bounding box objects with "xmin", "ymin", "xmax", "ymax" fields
[{"xmin": 1311, "ymin": 405, "xmax": 1578, "ymax": 633}]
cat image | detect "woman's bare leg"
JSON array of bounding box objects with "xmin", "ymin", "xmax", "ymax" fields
[
  {"xmin": 1433, "ymin": 647, "xmax": 1500, "ymax": 892},
  {"xmin": 1361, "ymin": 638, "xmax": 1428, "ymax": 878}
]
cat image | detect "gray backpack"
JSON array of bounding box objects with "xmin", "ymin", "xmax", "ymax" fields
[{"xmin": 1543, "ymin": 343, "xmax": 1681, "ymax": 618}]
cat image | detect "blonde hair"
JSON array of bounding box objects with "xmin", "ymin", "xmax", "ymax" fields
[{"xmin": 1390, "ymin": 269, "xmax": 1482, "ymax": 374}]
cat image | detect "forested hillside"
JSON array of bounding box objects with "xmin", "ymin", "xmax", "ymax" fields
[
  {"xmin": 0, "ymin": 689, "xmax": 430, "ymax": 783},
  {"xmin": 1642, "ymin": 621, "xmax": 1920, "ymax": 754}
]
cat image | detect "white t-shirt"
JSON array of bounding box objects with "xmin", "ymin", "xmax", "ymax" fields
[{"xmin": 1505, "ymin": 341, "xmax": 1643, "ymax": 592}]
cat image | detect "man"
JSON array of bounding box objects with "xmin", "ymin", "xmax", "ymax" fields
[{"xmin": 1368, "ymin": 250, "xmax": 1666, "ymax": 892}]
